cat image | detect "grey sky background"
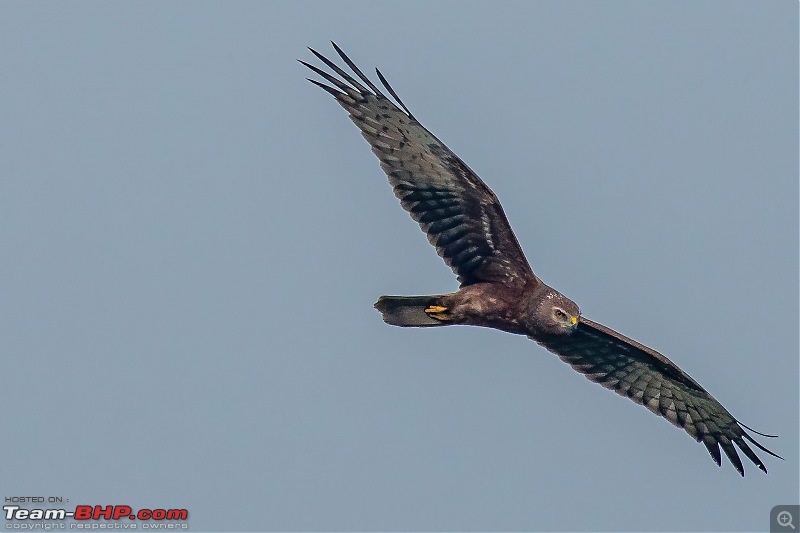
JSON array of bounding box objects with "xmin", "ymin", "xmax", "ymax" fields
[{"xmin": 1, "ymin": 2, "xmax": 797, "ymax": 532}]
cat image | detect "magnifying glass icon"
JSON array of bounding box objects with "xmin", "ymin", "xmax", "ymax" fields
[{"xmin": 778, "ymin": 510, "xmax": 795, "ymax": 529}]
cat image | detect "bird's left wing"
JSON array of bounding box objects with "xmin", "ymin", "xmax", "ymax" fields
[
  {"xmin": 301, "ymin": 43, "xmax": 536, "ymax": 288},
  {"xmin": 537, "ymin": 317, "xmax": 781, "ymax": 476}
]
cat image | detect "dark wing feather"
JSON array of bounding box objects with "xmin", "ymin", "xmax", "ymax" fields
[
  {"xmin": 302, "ymin": 43, "xmax": 536, "ymax": 287},
  {"xmin": 537, "ymin": 317, "xmax": 781, "ymax": 476}
]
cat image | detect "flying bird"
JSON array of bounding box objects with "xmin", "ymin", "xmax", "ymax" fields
[{"xmin": 301, "ymin": 42, "xmax": 781, "ymax": 476}]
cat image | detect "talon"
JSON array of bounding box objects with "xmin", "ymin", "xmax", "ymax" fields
[{"xmin": 425, "ymin": 305, "xmax": 450, "ymax": 321}]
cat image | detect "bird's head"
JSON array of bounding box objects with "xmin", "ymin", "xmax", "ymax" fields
[{"xmin": 528, "ymin": 288, "xmax": 580, "ymax": 336}]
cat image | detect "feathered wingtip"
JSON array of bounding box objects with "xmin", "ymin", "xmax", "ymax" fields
[
  {"xmin": 707, "ymin": 420, "xmax": 783, "ymax": 476},
  {"xmin": 299, "ymin": 41, "xmax": 416, "ymax": 120},
  {"xmin": 738, "ymin": 421, "xmax": 784, "ymax": 474}
]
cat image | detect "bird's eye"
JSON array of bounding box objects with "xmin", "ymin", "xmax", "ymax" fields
[{"xmin": 554, "ymin": 308, "xmax": 566, "ymax": 319}]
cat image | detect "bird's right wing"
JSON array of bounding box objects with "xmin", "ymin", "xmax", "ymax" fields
[
  {"xmin": 536, "ymin": 317, "xmax": 781, "ymax": 476},
  {"xmin": 301, "ymin": 43, "xmax": 536, "ymax": 288}
]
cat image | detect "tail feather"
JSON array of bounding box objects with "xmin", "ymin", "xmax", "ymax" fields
[{"xmin": 374, "ymin": 295, "xmax": 446, "ymax": 327}]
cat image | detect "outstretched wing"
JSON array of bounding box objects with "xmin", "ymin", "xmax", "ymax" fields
[
  {"xmin": 301, "ymin": 43, "xmax": 535, "ymax": 287},
  {"xmin": 537, "ymin": 317, "xmax": 781, "ymax": 476}
]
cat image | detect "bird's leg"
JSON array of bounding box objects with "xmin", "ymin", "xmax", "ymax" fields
[{"xmin": 424, "ymin": 305, "xmax": 450, "ymax": 321}]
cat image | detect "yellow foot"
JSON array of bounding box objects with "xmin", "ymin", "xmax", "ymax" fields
[{"xmin": 424, "ymin": 305, "xmax": 450, "ymax": 321}]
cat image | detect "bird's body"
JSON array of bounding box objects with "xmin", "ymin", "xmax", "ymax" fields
[
  {"xmin": 302, "ymin": 42, "xmax": 780, "ymax": 476},
  {"xmin": 376, "ymin": 280, "xmax": 572, "ymax": 336}
]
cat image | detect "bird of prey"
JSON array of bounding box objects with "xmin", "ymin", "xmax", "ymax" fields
[{"xmin": 301, "ymin": 42, "xmax": 781, "ymax": 476}]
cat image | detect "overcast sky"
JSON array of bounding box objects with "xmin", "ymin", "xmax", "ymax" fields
[{"xmin": 1, "ymin": 2, "xmax": 797, "ymax": 532}]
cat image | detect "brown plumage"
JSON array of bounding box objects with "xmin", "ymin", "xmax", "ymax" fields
[{"xmin": 301, "ymin": 42, "xmax": 781, "ymax": 476}]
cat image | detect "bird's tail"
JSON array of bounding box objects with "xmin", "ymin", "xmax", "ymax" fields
[{"xmin": 374, "ymin": 295, "xmax": 449, "ymax": 327}]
